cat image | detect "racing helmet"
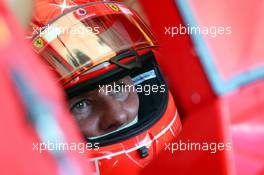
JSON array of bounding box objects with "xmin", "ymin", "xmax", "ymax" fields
[{"xmin": 30, "ymin": 1, "xmax": 181, "ymax": 174}]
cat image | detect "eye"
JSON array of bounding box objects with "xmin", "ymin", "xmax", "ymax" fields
[{"xmin": 71, "ymin": 99, "xmax": 92, "ymax": 117}]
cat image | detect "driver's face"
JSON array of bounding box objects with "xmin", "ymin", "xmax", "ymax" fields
[{"xmin": 69, "ymin": 76, "xmax": 139, "ymax": 137}]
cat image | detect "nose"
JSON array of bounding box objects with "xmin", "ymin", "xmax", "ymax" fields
[{"xmin": 99, "ymin": 97, "xmax": 129, "ymax": 131}]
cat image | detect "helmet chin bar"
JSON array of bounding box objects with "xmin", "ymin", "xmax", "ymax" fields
[{"xmin": 88, "ymin": 116, "xmax": 138, "ymax": 140}]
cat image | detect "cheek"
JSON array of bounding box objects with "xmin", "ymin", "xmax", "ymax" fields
[
  {"xmin": 78, "ymin": 115, "xmax": 100, "ymax": 136},
  {"xmin": 123, "ymin": 91, "xmax": 139, "ymax": 119}
]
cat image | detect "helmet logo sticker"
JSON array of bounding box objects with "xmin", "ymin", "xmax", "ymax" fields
[
  {"xmin": 34, "ymin": 38, "xmax": 44, "ymax": 49},
  {"xmin": 107, "ymin": 4, "xmax": 120, "ymax": 12},
  {"xmin": 76, "ymin": 8, "xmax": 87, "ymax": 16}
]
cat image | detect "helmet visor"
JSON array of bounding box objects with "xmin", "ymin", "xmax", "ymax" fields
[{"xmin": 32, "ymin": 2, "xmax": 157, "ymax": 84}]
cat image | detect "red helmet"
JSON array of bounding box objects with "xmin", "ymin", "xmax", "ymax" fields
[{"xmin": 30, "ymin": 1, "xmax": 182, "ymax": 174}]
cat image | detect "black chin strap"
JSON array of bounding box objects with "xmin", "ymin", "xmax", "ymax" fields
[{"xmin": 110, "ymin": 50, "xmax": 142, "ymax": 70}]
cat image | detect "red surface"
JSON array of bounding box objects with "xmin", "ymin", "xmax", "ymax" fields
[
  {"xmin": 138, "ymin": 1, "xmax": 264, "ymax": 175},
  {"xmin": 225, "ymin": 79, "xmax": 264, "ymax": 175},
  {"xmin": 190, "ymin": 0, "xmax": 264, "ymax": 80},
  {"xmin": 2, "ymin": 0, "xmax": 263, "ymax": 174},
  {"xmin": 0, "ymin": 2, "xmax": 92, "ymax": 175},
  {"xmin": 139, "ymin": 0, "xmax": 215, "ymax": 114}
]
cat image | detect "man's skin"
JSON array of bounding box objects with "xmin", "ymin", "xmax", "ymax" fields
[
  {"xmin": 69, "ymin": 76, "xmax": 139, "ymax": 137},
  {"xmin": 6, "ymin": 0, "xmax": 33, "ymax": 27}
]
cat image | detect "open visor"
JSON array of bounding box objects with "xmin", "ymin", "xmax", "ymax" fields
[{"xmin": 32, "ymin": 2, "xmax": 157, "ymax": 85}]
